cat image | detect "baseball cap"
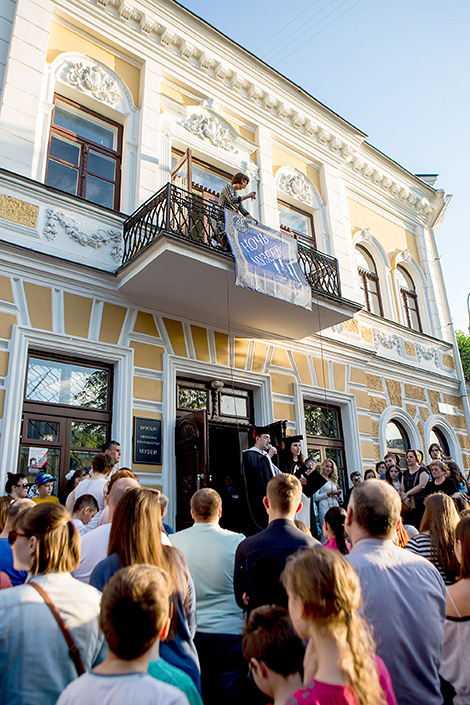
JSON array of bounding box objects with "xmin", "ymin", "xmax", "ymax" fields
[{"xmin": 35, "ymin": 472, "xmax": 56, "ymax": 485}]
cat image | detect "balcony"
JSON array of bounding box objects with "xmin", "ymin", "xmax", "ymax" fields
[{"xmin": 117, "ymin": 184, "xmax": 361, "ymax": 339}]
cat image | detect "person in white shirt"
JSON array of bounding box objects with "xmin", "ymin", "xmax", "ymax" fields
[
  {"xmin": 73, "ymin": 474, "xmax": 140, "ymax": 583},
  {"xmin": 66, "ymin": 453, "xmax": 114, "ymax": 518},
  {"xmin": 56, "ymin": 564, "xmax": 188, "ymax": 705}
]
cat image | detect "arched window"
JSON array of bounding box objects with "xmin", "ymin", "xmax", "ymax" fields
[
  {"xmin": 385, "ymin": 420, "xmax": 410, "ymax": 467},
  {"xmin": 396, "ymin": 266, "xmax": 422, "ymax": 332},
  {"xmin": 355, "ymin": 246, "xmax": 383, "ymax": 316},
  {"xmin": 429, "ymin": 427, "xmax": 450, "ymax": 458}
]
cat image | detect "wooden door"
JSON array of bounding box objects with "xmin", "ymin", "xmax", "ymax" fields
[{"xmin": 175, "ymin": 410, "xmax": 208, "ymax": 530}]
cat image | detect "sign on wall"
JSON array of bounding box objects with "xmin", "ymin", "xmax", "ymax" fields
[
  {"xmin": 133, "ymin": 417, "xmax": 162, "ymax": 464},
  {"xmin": 224, "ymin": 210, "xmax": 311, "ymax": 310}
]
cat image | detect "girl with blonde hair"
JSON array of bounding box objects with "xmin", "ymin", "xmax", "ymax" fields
[
  {"xmin": 312, "ymin": 458, "xmax": 342, "ymax": 541},
  {"xmin": 281, "ymin": 549, "xmax": 396, "ymax": 705}
]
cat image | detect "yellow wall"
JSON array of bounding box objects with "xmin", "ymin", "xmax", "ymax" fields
[
  {"xmin": 47, "ymin": 22, "xmax": 140, "ymax": 106},
  {"xmin": 99, "ymin": 303, "xmax": 127, "ymax": 345},
  {"xmin": 134, "ymin": 312, "xmax": 159, "ymax": 337},
  {"xmin": 0, "ymin": 276, "xmax": 13, "ymax": 302},
  {"xmin": 272, "ymin": 145, "xmax": 322, "ymax": 195},
  {"xmin": 161, "ymin": 83, "xmax": 197, "ymax": 107},
  {"xmin": 64, "ymin": 293, "xmax": 93, "ymax": 337},
  {"xmin": 347, "ymin": 198, "xmax": 419, "ymax": 264},
  {"xmin": 23, "ymin": 283, "xmax": 52, "ymax": 331}
]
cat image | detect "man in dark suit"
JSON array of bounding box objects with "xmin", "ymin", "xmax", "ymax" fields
[
  {"xmin": 234, "ymin": 473, "xmax": 319, "ymax": 617},
  {"xmin": 241, "ymin": 428, "xmax": 279, "ymax": 536}
]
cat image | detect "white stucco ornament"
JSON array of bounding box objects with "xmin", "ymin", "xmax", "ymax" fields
[
  {"xmin": 181, "ymin": 108, "xmax": 238, "ymax": 153},
  {"xmin": 66, "ymin": 61, "xmax": 119, "ymax": 106},
  {"xmin": 276, "ymin": 167, "xmax": 315, "ymax": 205}
]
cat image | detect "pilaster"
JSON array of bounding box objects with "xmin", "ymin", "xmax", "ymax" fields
[{"xmin": 255, "ymin": 125, "xmax": 279, "ymax": 229}]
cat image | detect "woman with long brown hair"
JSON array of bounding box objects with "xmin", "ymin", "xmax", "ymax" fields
[
  {"xmin": 312, "ymin": 458, "xmax": 342, "ymax": 540},
  {"xmin": 406, "ymin": 493, "xmax": 460, "ymax": 585},
  {"xmin": 89, "ymin": 487, "xmax": 199, "ymax": 690},
  {"xmin": 281, "ymin": 548, "xmax": 396, "ymax": 705}
]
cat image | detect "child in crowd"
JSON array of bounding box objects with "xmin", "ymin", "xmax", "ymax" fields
[
  {"xmin": 56, "ymin": 564, "xmax": 189, "ymax": 705},
  {"xmin": 31, "ymin": 472, "xmax": 60, "ymax": 504},
  {"xmin": 242, "ymin": 605, "xmax": 304, "ymax": 705},
  {"xmin": 72, "ymin": 494, "xmax": 99, "ymax": 535},
  {"xmin": 281, "ymin": 549, "xmax": 397, "ymax": 705},
  {"xmin": 322, "ymin": 506, "xmax": 350, "ymax": 554},
  {"xmin": 159, "ymin": 493, "xmax": 175, "ymax": 535}
]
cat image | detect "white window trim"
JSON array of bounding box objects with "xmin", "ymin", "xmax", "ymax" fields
[
  {"xmin": 378, "ymin": 406, "xmax": 421, "ymax": 459},
  {"xmin": 162, "ymin": 353, "xmax": 273, "ymax": 523},
  {"xmin": 393, "ymin": 251, "xmax": 430, "ymax": 334},
  {"xmin": 352, "ymin": 230, "xmax": 394, "ymax": 320},
  {"xmin": 34, "ymin": 52, "xmax": 139, "ymax": 213},
  {"xmin": 0, "ymin": 325, "xmax": 133, "ymax": 490},
  {"xmin": 424, "ymin": 414, "xmax": 463, "ymax": 467},
  {"xmin": 294, "ymin": 383, "xmax": 362, "ymax": 487}
]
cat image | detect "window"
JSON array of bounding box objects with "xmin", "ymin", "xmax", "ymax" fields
[
  {"xmin": 385, "ymin": 420, "xmax": 409, "ymax": 467},
  {"xmin": 429, "ymin": 427, "xmax": 450, "ymax": 457},
  {"xmin": 278, "ymin": 201, "xmax": 316, "ymax": 246},
  {"xmin": 46, "ymin": 95, "xmax": 122, "ymax": 210},
  {"xmin": 20, "ymin": 352, "xmax": 113, "ymax": 498},
  {"xmin": 396, "ymin": 266, "xmax": 422, "ymax": 332},
  {"xmin": 356, "ymin": 246, "xmax": 383, "ymax": 316},
  {"xmin": 304, "ymin": 403, "xmax": 346, "ymax": 494},
  {"xmin": 171, "ymin": 150, "xmax": 231, "ymax": 201}
]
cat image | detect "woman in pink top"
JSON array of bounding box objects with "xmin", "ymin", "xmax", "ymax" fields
[
  {"xmin": 322, "ymin": 507, "xmax": 351, "ymax": 555},
  {"xmin": 281, "ymin": 549, "xmax": 396, "ymax": 705}
]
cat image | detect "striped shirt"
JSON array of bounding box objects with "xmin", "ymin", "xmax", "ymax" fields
[
  {"xmin": 405, "ymin": 533, "xmax": 455, "ymax": 585},
  {"xmin": 219, "ymin": 184, "xmax": 249, "ymax": 216}
]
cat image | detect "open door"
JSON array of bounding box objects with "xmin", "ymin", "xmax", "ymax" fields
[
  {"xmin": 171, "ymin": 148, "xmax": 192, "ymax": 192},
  {"xmin": 175, "ymin": 410, "xmax": 208, "ymax": 530}
]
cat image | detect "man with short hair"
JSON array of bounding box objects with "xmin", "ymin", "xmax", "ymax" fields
[
  {"xmin": 234, "ymin": 474, "xmax": 319, "ymax": 617},
  {"xmin": 74, "ymin": 475, "xmax": 140, "ymax": 583},
  {"xmin": 346, "ymin": 479, "xmax": 446, "ymax": 705},
  {"xmin": 242, "ymin": 428, "xmax": 279, "ymax": 535},
  {"xmin": 171, "ymin": 488, "xmax": 245, "ymax": 705},
  {"xmin": 102, "ymin": 440, "xmax": 121, "ymax": 468}
]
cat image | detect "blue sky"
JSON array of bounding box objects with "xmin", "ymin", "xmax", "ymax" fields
[{"xmin": 178, "ymin": 0, "xmax": 470, "ymax": 333}]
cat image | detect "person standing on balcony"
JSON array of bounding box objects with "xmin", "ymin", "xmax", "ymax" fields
[{"xmin": 217, "ymin": 173, "xmax": 257, "ymax": 248}]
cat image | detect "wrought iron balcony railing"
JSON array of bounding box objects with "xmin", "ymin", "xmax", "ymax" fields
[{"xmin": 122, "ymin": 183, "xmax": 341, "ymax": 298}]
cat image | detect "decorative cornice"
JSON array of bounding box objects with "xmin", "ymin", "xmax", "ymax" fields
[
  {"xmin": 372, "ymin": 329, "xmax": 406, "ymax": 357},
  {"xmin": 43, "ymin": 209, "xmax": 122, "ymax": 263},
  {"xmin": 180, "ymin": 107, "xmax": 238, "ymax": 153},
  {"xmin": 87, "ymin": 0, "xmax": 444, "ymax": 224}
]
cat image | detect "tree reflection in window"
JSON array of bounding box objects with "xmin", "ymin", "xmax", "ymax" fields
[
  {"xmin": 26, "ymin": 358, "xmax": 109, "ymax": 410},
  {"xmin": 304, "ymin": 405, "xmax": 340, "ymax": 438},
  {"xmin": 178, "ymin": 388, "xmax": 208, "ymax": 410}
]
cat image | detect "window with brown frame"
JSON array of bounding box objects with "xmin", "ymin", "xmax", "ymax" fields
[
  {"xmin": 45, "ymin": 95, "xmax": 122, "ymax": 210},
  {"xmin": 19, "ymin": 351, "xmax": 113, "ymax": 499},
  {"xmin": 278, "ymin": 200, "xmax": 316, "ymax": 246},
  {"xmin": 355, "ymin": 246, "xmax": 383, "ymax": 316},
  {"xmin": 396, "ymin": 266, "xmax": 422, "ymax": 332}
]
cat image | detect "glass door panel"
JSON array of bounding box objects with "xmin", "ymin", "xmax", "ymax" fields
[{"xmin": 19, "ymin": 446, "xmax": 61, "ymax": 494}]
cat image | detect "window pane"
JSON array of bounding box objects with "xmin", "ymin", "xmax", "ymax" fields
[
  {"xmin": 430, "ymin": 428, "xmax": 450, "ymax": 457},
  {"xmin": 86, "ymin": 174, "xmax": 114, "ymax": 208},
  {"xmin": 26, "ymin": 358, "xmax": 109, "ymax": 409},
  {"xmin": 278, "ymin": 202, "xmax": 312, "ymax": 238},
  {"xmin": 49, "ymin": 135, "xmax": 80, "ymax": 166},
  {"xmin": 71, "ymin": 422, "xmax": 107, "ymax": 448},
  {"xmin": 192, "ymin": 163, "xmax": 227, "ymax": 193},
  {"xmin": 304, "ymin": 405, "xmax": 340, "ymax": 438},
  {"xmin": 46, "ymin": 160, "xmax": 78, "ymax": 195},
  {"xmin": 26, "ymin": 420, "xmax": 59, "ymax": 442},
  {"xmin": 220, "ymin": 394, "xmax": 248, "ymax": 417},
  {"xmin": 53, "ymin": 101, "xmax": 117, "ymax": 149},
  {"xmin": 356, "ymin": 249, "xmax": 371, "ymax": 272},
  {"xmin": 88, "ymin": 151, "xmax": 115, "ymax": 180},
  {"xmin": 19, "ymin": 446, "xmax": 61, "ymax": 487},
  {"xmin": 69, "ymin": 449, "xmax": 95, "ymax": 475},
  {"xmin": 385, "ymin": 421, "xmax": 408, "ymax": 453},
  {"xmin": 178, "ymin": 387, "xmax": 207, "ymax": 410}
]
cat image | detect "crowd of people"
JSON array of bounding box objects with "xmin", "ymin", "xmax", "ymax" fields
[{"xmin": 1, "ymin": 436, "xmax": 470, "ymax": 705}]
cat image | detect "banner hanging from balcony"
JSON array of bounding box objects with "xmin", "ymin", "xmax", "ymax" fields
[{"xmin": 224, "ymin": 211, "xmax": 311, "ymax": 310}]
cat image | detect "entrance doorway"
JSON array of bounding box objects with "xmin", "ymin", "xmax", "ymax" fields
[{"xmin": 175, "ymin": 378, "xmax": 253, "ymax": 531}]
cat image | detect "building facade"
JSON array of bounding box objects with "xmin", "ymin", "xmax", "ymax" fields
[{"xmin": 0, "ymin": 0, "xmax": 468, "ymax": 526}]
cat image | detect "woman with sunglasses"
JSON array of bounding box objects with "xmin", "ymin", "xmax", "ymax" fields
[
  {"xmin": 4, "ymin": 473, "xmax": 29, "ymax": 500},
  {"xmin": 0, "ymin": 503, "xmax": 106, "ymax": 705},
  {"xmin": 0, "ymin": 498, "xmax": 33, "ymax": 587}
]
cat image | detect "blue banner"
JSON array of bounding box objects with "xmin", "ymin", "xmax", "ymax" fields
[{"xmin": 224, "ymin": 210, "xmax": 311, "ymax": 310}]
